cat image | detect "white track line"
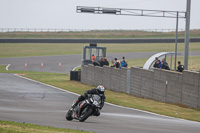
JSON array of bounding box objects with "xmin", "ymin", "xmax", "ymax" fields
[
  {"xmin": 13, "ymin": 73, "xmax": 199, "ymax": 123},
  {"xmin": 6, "ymin": 64, "xmax": 10, "ymax": 71}
]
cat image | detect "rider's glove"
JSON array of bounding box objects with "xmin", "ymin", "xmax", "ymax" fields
[{"xmin": 84, "ymin": 92, "xmax": 88, "ymax": 98}]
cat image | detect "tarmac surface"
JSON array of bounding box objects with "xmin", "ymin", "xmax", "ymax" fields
[
  {"xmin": 0, "ymin": 51, "xmax": 200, "ymax": 73},
  {"xmin": 0, "ymin": 73, "xmax": 200, "ymax": 133},
  {"xmin": 1, "ymin": 52, "xmax": 200, "ymax": 133}
]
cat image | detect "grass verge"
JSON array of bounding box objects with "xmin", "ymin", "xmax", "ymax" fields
[
  {"xmin": 0, "ymin": 43, "xmax": 200, "ymax": 58},
  {"xmin": 0, "ymin": 120, "xmax": 93, "ymax": 133},
  {"xmin": 0, "ymin": 65, "xmax": 200, "ymax": 122}
]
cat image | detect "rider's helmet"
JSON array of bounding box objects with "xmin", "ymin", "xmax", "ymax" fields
[{"xmin": 97, "ymin": 85, "xmax": 105, "ymax": 93}]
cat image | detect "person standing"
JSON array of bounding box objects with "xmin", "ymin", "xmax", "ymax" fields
[
  {"xmin": 111, "ymin": 58, "xmax": 120, "ymax": 68},
  {"xmin": 177, "ymin": 61, "xmax": 184, "ymax": 72},
  {"xmin": 153, "ymin": 57, "xmax": 161, "ymax": 68},
  {"xmin": 153, "ymin": 60, "xmax": 160, "ymax": 68},
  {"xmin": 120, "ymin": 56, "xmax": 128, "ymax": 68},
  {"xmin": 91, "ymin": 54, "xmax": 96, "ymax": 61},
  {"xmin": 92, "ymin": 59, "xmax": 100, "ymax": 66},
  {"xmin": 162, "ymin": 58, "xmax": 169, "ymax": 66},
  {"xmin": 161, "ymin": 61, "xmax": 170, "ymax": 70},
  {"xmin": 100, "ymin": 57, "xmax": 109, "ymax": 67}
]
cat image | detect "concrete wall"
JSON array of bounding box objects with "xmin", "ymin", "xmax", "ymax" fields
[
  {"xmin": 165, "ymin": 70, "xmax": 183, "ymax": 105},
  {"xmin": 182, "ymin": 71, "xmax": 200, "ymax": 108},
  {"xmin": 152, "ymin": 69, "xmax": 183, "ymax": 104},
  {"xmin": 81, "ymin": 65, "xmax": 200, "ymax": 109},
  {"xmin": 103, "ymin": 66, "xmax": 112, "ymax": 90},
  {"xmin": 130, "ymin": 67, "xmax": 154, "ymax": 99},
  {"xmin": 81, "ymin": 65, "xmax": 88, "ymax": 85},
  {"xmin": 199, "ymin": 73, "xmax": 200, "ymax": 108},
  {"xmin": 81, "ymin": 65, "xmax": 129, "ymax": 93}
]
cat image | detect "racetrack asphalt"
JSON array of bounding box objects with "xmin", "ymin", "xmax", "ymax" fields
[
  {"xmin": 1, "ymin": 73, "xmax": 200, "ymax": 133},
  {"xmin": 1, "ymin": 52, "xmax": 200, "ymax": 133},
  {"xmin": 0, "ymin": 51, "xmax": 200, "ymax": 73}
]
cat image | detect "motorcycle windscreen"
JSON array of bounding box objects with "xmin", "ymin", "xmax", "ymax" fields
[{"xmin": 92, "ymin": 95, "xmax": 101, "ymax": 102}]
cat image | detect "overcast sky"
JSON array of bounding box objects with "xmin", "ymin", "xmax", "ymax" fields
[{"xmin": 0, "ymin": 0, "xmax": 199, "ymax": 30}]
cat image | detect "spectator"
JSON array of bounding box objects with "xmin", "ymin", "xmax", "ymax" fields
[
  {"xmin": 91, "ymin": 54, "xmax": 96, "ymax": 61},
  {"xmin": 153, "ymin": 57, "xmax": 161, "ymax": 68},
  {"xmin": 92, "ymin": 59, "xmax": 100, "ymax": 66},
  {"xmin": 162, "ymin": 58, "xmax": 169, "ymax": 66},
  {"xmin": 120, "ymin": 56, "xmax": 128, "ymax": 68},
  {"xmin": 161, "ymin": 61, "xmax": 170, "ymax": 70},
  {"xmin": 153, "ymin": 60, "xmax": 160, "ymax": 68},
  {"xmin": 177, "ymin": 61, "xmax": 184, "ymax": 72},
  {"xmin": 100, "ymin": 57, "xmax": 109, "ymax": 67},
  {"xmin": 111, "ymin": 58, "xmax": 120, "ymax": 68}
]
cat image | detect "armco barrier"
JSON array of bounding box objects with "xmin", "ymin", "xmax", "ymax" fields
[{"xmin": 81, "ymin": 65, "xmax": 200, "ymax": 109}]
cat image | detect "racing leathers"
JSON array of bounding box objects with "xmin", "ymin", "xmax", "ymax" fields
[{"xmin": 72, "ymin": 88, "xmax": 106, "ymax": 115}]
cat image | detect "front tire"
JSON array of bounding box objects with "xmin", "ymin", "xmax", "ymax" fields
[
  {"xmin": 66, "ymin": 109, "xmax": 73, "ymax": 121},
  {"xmin": 79, "ymin": 106, "xmax": 93, "ymax": 122}
]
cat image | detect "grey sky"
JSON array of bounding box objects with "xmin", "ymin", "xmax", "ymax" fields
[{"xmin": 0, "ymin": 0, "xmax": 199, "ymax": 30}]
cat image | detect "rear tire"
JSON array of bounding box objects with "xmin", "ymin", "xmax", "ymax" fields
[
  {"xmin": 66, "ymin": 110, "xmax": 73, "ymax": 121},
  {"xmin": 79, "ymin": 106, "xmax": 93, "ymax": 122}
]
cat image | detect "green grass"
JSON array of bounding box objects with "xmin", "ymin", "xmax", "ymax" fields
[
  {"xmin": 0, "ymin": 120, "xmax": 93, "ymax": 133},
  {"xmin": 1, "ymin": 65, "xmax": 200, "ymax": 122},
  {"xmin": 0, "ymin": 30, "xmax": 200, "ymax": 38},
  {"xmin": 0, "ymin": 43, "xmax": 86, "ymax": 58},
  {"xmin": 0, "ymin": 43, "xmax": 200, "ymax": 58},
  {"xmin": 104, "ymin": 43, "xmax": 200, "ymax": 53}
]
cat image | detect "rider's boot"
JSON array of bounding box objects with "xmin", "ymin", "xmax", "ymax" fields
[{"xmin": 71, "ymin": 100, "xmax": 79, "ymax": 109}]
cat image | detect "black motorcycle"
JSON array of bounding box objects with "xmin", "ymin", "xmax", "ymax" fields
[{"xmin": 66, "ymin": 94, "xmax": 102, "ymax": 122}]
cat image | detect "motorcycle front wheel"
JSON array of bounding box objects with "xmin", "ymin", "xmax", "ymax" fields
[
  {"xmin": 66, "ymin": 109, "xmax": 73, "ymax": 121},
  {"xmin": 79, "ymin": 106, "xmax": 93, "ymax": 122}
]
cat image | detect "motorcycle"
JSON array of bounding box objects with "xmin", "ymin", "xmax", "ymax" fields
[{"xmin": 66, "ymin": 94, "xmax": 102, "ymax": 122}]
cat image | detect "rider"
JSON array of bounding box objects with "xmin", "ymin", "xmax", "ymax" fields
[{"xmin": 71, "ymin": 85, "xmax": 106, "ymax": 116}]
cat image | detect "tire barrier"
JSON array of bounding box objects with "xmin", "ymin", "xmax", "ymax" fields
[{"xmin": 0, "ymin": 38, "xmax": 200, "ymax": 43}]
